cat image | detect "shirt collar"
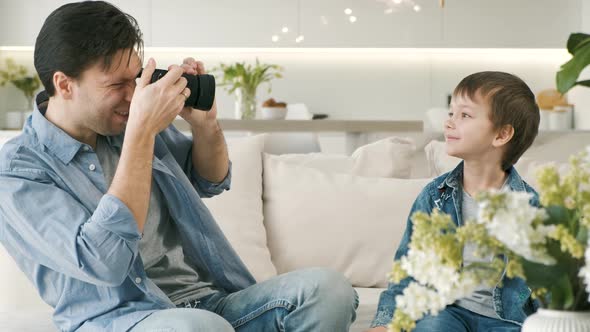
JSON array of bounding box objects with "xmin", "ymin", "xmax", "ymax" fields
[{"xmin": 31, "ymin": 93, "xmax": 85, "ymax": 164}]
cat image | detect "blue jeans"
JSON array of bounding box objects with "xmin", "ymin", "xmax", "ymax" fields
[
  {"xmin": 413, "ymin": 305, "xmax": 521, "ymax": 332},
  {"xmin": 130, "ymin": 268, "xmax": 358, "ymax": 331}
]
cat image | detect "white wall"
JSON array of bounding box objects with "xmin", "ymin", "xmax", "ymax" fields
[{"xmin": 0, "ymin": 0, "xmax": 586, "ymax": 128}]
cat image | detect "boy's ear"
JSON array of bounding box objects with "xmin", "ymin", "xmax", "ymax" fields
[{"xmin": 493, "ymin": 124, "xmax": 514, "ymax": 148}]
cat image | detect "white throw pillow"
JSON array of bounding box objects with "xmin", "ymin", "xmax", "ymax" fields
[
  {"xmin": 271, "ymin": 137, "xmax": 416, "ymax": 178},
  {"xmin": 263, "ymin": 155, "xmax": 431, "ymax": 287},
  {"xmin": 202, "ymin": 134, "xmax": 277, "ymax": 282},
  {"xmin": 424, "ymin": 140, "xmax": 460, "ymax": 177}
]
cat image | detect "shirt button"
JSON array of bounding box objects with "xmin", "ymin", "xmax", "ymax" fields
[
  {"xmin": 135, "ymin": 277, "xmax": 142, "ymax": 284},
  {"xmin": 88, "ymin": 164, "xmax": 96, "ymax": 171}
]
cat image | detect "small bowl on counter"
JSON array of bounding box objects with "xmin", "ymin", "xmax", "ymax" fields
[{"xmin": 261, "ymin": 106, "xmax": 288, "ymax": 120}]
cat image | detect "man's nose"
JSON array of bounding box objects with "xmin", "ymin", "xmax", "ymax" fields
[{"xmin": 124, "ymin": 82, "xmax": 135, "ymax": 103}]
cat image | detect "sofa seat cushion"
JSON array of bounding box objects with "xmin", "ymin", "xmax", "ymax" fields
[{"xmin": 350, "ymin": 287, "xmax": 385, "ymax": 332}]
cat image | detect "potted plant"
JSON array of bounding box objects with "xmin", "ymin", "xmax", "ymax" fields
[
  {"xmin": 388, "ymin": 152, "xmax": 590, "ymax": 332},
  {"xmin": 213, "ymin": 59, "xmax": 283, "ymax": 119},
  {"xmin": 0, "ymin": 58, "xmax": 41, "ymax": 111}
]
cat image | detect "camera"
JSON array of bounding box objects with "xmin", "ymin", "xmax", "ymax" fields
[{"xmin": 138, "ymin": 68, "xmax": 216, "ymax": 111}]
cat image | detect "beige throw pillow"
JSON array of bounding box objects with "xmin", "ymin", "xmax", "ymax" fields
[{"xmin": 263, "ymin": 155, "xmax": 431, "ymax": 287}]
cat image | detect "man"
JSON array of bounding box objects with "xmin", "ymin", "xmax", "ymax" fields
[{"xmin": 0, "ymin": 2, "xmax": 357, "ymax": 331}]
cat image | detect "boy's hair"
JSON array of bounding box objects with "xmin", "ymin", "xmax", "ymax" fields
[
  {"xmin": 453, "ymin": 71, "xmax": 540, "ymax": 171},
  {"xmin": 34, "ymin": 1, "xmax": 143, "ymax": 96}
]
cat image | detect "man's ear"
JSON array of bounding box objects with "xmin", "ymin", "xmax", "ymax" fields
[
  {"xmin": 493, "ymin": 124, "xmax": 514, "ymax": 148},
  {"xmin": 52, "ymin": 71, "xmax": 75, "ymax": 100}
]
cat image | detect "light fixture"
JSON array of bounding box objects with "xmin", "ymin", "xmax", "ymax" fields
[
  {"xmin": 272, "ymin": 35, "xmax": 279, "ymax": 42},
  {"xmin": 393, "ymin": 0, "xmax": 402, "ymax": 4},
  {"xmin": 282, "ymin": 26, "xmax": 289, "ymax": 33},
  {"xmin": 413, "ymin": 4, "xmax": 421, "ymax": 12},
  {"xmin": 349, "ymin": 15, "xmax": 357, "ymax": 23},
  {"xmin": 295, "ymin": 0, "xmax": 304, "ymax": 44},
  {"xmin": 344, "ymin": 8, "xmax": 352, "ymax": 15}
]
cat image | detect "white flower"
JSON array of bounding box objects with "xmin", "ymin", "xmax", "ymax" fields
[
  {"xmin": 400, "ymin": 248, "xmax": 458, "ymax": 293},
  {"xmin": 478, "ymin": 189, "xmax": 555, "ymax": 265},
  {"xmin": 395, "ymin": 283, "xmax": 447, "ymax": 320}
]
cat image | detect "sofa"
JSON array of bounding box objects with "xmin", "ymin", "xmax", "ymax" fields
[{"xmin": 1, "ymin": 129, "xmax": 589, "ymax": 332}]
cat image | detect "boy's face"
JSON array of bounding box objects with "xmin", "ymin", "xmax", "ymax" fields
[{"xmin": 444, "ymin": 92, "xmax": 500, "ymax": 161}]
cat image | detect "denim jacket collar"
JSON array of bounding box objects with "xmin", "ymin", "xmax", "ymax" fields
[{"xmin": 437, "ymin": 161, "xmax": 527, "ymax": 193}]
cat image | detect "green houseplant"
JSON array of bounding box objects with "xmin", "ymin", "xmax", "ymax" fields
[
  {"xmin": 0, "ymin": 58, "xmax": 41, "ymax": 110},
  {"xmin": 213, "ymin": 59, "xmax": 283, "ymax": 119}
]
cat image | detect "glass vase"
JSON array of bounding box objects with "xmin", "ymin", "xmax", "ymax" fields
[{"xmin": 234, "ymin": 88, "xmax": 257, "ymax": 120}]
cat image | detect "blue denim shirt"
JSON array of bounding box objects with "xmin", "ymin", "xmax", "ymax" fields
[
  {"xmin": 0, "ymin": 105, "xmax": 256, "ymax": 332},
  {"xmin": 371, "ymin": 161, "xmax": 539, "ymax": 328}
]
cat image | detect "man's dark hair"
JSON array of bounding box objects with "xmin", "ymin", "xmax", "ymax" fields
[
  {"xmin": 453, "ymin": 71, "xmax": 540, "ymax": 171},
  {"xmin": 34, "ymin": 1, "xmax": 143, "ymax": 96}
]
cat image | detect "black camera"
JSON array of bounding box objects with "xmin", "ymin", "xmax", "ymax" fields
[{"xmin": 138, "ymin": 68, "xmax": 216, "ymax": 111}]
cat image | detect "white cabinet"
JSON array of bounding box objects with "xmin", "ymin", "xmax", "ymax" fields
[
  {"xmin": 0, "ymin": 0, "xmax": 584, "ymax": 48},
  {"xmin": 0, "ymin": 0, "xmax": 152, "ymax": 47},
  {"xmin": 439, "ymin": 0, "xmax": 581, "ymax": 48}
]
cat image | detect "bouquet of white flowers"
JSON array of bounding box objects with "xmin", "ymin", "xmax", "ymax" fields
[{"xmin": 389, "ymin": 150, "xmax": 590, "ymax": 332}]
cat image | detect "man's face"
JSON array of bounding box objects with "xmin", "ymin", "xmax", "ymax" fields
[
  {"xmin": 72, "ymin": 49, "xmax": 142, "ymax": 136},
  {"xmin": 444, "ymin": 92, "xmax": 499, "ymax": 160}
]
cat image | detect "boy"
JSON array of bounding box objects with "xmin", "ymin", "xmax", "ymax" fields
[{"xmin": 367, "ymin": 71, "xmax": 540, "ymax": 332}]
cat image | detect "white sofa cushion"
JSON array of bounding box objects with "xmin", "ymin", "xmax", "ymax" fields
[
  {"xmin": 272, "ymin": 137, "xmax": 416, "ymax": 178},
  {"xmin": 206, "ymin": 135, "xmax": 417, "ymax": 282},
  {"xmin": 202, "ymin": 134, "xmax": 277, "ymax": 282},
  {"xmin": 263, "ymin": 154, "xmax": 431, "ymax": 288}
]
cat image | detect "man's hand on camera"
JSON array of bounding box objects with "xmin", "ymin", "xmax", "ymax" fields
[
  {"xmin": 128, "ymin": 58, "xmax": 188, "ymax": 136},
  {"xmin": 178, "ymin": 57, "xmax": 218, "ymax": 130}
]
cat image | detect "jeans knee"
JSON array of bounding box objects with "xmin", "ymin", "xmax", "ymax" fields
[{"xmin": 301, "ymin": 267, "xmax": 358, "ymax": 310}]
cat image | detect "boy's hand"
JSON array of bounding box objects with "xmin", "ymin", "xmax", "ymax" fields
[{"xmin": 365, "ymin": 327, "xmax": 388, "ymax": 332}]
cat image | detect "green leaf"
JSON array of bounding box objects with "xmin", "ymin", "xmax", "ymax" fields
[
  {"xmin": 573, "ymin": 80, "xmax": 590, "ymax": 88},
  {"xmin": 549, "ymin": 274, "xmax": 574, "ymax": 310},
  {"xmin": 521, "ymin": 259, "xmax": 565, "ymax": 288},
  {"xmin": 567, "ymin": 33, "xmax": 590, "ymax": 54},
  {"xmin": 576, "ymin": 225, "xmax": 588, "ymax": 244},
  {"xmin": 557, "ymin": 35, "xmax": 590, "ymax": 93},
  {"xmin": 543, "ymin": 205, "xmax": 570, "ymax": 226}
]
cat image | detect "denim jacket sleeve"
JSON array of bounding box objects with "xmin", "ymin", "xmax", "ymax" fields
[
  {"xmin": 371, "ymin": 184, "xmax": 435, "ymax": 328},
  {"xmin": 159, "ymin": 125, "xmax": 231, "ymax": 198},
  {"xmin": 0, "ymin": 169, "xmax": 141, "ymax": 287}
]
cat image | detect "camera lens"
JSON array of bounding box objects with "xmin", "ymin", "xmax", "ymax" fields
[{"xmin": 137, "ymin": 68, "xmax": 216, "ymax": 111}]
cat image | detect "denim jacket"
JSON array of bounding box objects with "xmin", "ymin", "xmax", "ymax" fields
[
  {"xmin": 371, "ymin": 161, "xmax": 539, "ymax": 328},
  {"xmin": 0, "ymin": 105, "xmax": 256, "ymax": 332}
]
